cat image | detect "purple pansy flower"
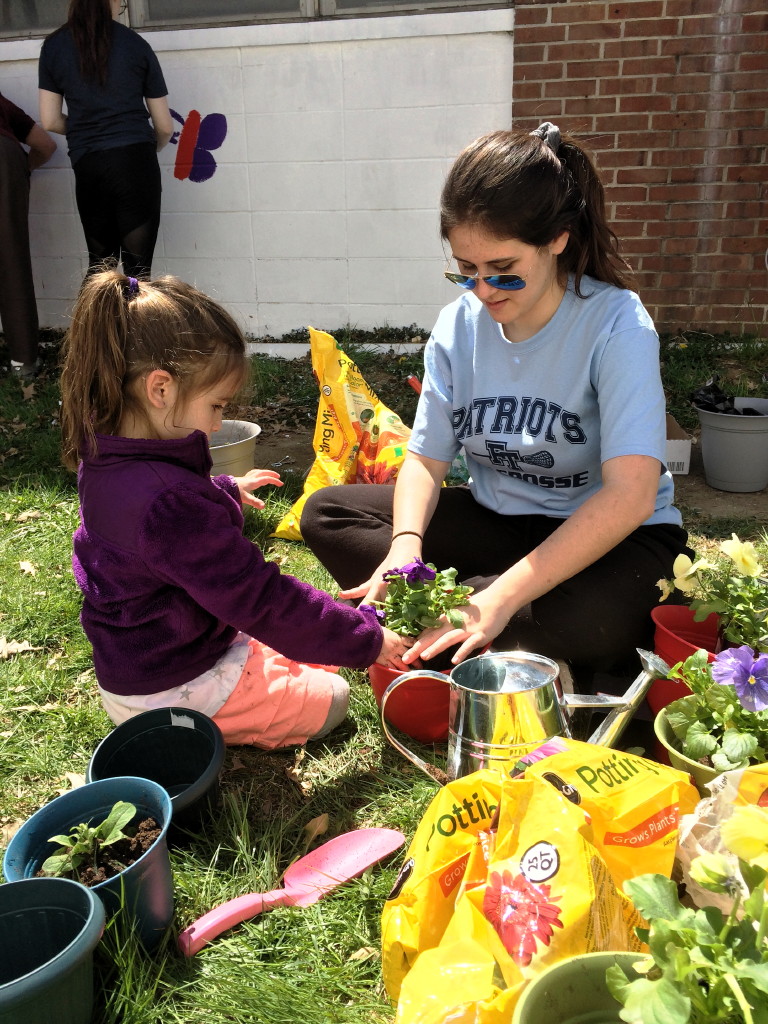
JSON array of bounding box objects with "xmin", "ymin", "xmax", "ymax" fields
[
  {"xmin": 382, "ymin": 558, "xmax": 437, "ymax": 585},
  {"xmin": 359, "ymin": 603, "xmax": 385, "ymax": 622},
  {"xmin": 711, "ymin": 645, "xmax": 768, "ymax": 713}
]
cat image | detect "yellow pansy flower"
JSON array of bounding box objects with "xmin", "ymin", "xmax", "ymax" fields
[
  {"xmin": 721, "ymin": 804, "xmax": 768, "ymax": 869},
  {"xmin": 670, "ymin": 553, "xmax": 714, "ymax": 594},
  {"xmin": 720, "ymin": 534, "xmax": 764, "ymax": 578}
]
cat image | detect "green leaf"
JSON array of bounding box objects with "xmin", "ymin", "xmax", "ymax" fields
[
  {"xmin": 683, "ymin": 721, "xmax": 718, "ymax": 760},
  {"xmin": 39, "ymin": 851, "xmax": 74, "ymax": 876},
  {"xmin": 623, "ymin": 875, "xmax": 687, "ymax": 924},
  {"xmin": 96, "ymin": 800, "xmax": 136, "ymax": 845},
  {"xmin": 618, "ymin": 976, "xmax": 691, "ymax": 1024},
  {"xmin": 721, "ymin": 730, "xmax": 758, "ymax": 762},
  {"xmin": 711, "ymin": 749, "xmax": 746, "ymax": 772}
]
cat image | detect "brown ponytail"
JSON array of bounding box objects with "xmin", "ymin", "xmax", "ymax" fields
[
  {"xmin": 60, "ymin": 270, "xmax": 248, "ymax": 470},
  {"xmin": 440, "ymin": 127, "xmax": 634, "ymax": 295},
  {"xmin": 65, "ymin": 0, "xmax": 114, "ymax": 87}
]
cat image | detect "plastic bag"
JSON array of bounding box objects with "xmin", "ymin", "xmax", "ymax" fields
[
  {"xmin": 273, "ymin": 328, "xmax": 412, "ymax": 540},
  {"xmin": 676, "ymin": 763, "xmax": 768, "ymax": 913},
  {"xmin": 382, "ymin": 740, "xmax": 699, "ymax": 1024},
  {"xmin": 691, "ymin": 376, "xmax": 767, "ymax": 416}
]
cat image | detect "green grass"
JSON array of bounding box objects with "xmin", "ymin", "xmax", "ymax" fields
[{"xmin": 0, "ymin": 329, "xmax": 766, "ymax": 1022}]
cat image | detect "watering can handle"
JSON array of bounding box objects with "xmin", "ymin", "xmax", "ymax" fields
[{"xmin": 380, "ymin": 671, "xmax": 449, "ymax": 786}]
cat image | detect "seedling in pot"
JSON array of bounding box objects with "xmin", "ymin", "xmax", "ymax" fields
[{"xmin": 40, "ymin": 800, "xmax": 137, "ymax": 880}]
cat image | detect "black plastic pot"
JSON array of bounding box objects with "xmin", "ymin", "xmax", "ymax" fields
[
  {"xmin": 86, "ymin": 707, "xmax": 225, "ymax": 833},
  {"xmin": 0, "ymin": 876, "xmax": 105, "ymax": 1024},
  {"xmin": 3, "ymin": 777, "xmax": 173, "ymax": 950}
]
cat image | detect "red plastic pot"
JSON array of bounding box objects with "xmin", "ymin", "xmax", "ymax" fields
[
  {"xmin": 647, "ymin": 605, "xmax": 718, "ymax": 716},
  {"xmin": 369, "ymin": 663, "xmax": 450, "ymax": 744}
]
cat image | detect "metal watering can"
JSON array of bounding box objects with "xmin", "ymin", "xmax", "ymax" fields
[{"xmin": 380, "ymin": 649, "xmax": 669, "ymax": 784}]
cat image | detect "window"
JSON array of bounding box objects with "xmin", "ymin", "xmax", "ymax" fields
[
  {"xmin": 1, "ymin": 0, "xmax": 504, "ymax": 37},
  {"xmin": 0, "ymin": 0, "xmax": 68, "ymax": 37}
]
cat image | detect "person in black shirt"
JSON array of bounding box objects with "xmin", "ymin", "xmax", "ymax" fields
[{"xmin": 39, "ymin": 0, "xmax": 172, "ymax": 279}]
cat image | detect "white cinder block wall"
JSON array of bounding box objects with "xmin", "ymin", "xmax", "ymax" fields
[{"xmin": 0, "ymin": 9, "xmax": 513, "ymax": 337}]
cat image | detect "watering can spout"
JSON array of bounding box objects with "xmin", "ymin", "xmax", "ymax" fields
[{"xmin": 585, "ymin": 649, "xmax": 670, "ymax": 749}]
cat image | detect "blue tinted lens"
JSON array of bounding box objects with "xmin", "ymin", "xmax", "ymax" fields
[
  {"xmin": 444, "ymin": 272, "xmax": 477, "ymax": 289},
  {"xmin": 444, "ymin": 271, "xmax": 526, "ymax": 291},
  {"xmin": 488, "ymin": 275, "xmax": 526, "ymax": 291}
]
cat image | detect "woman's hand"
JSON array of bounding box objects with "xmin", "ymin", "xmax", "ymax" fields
[
  {"xmin": 375, "ymin": 627, "xmax": 416, "ymax": 671},
  {"xmin": 233, "ymin": 469, "xmax": 283, "ymax": 509},
  {"xmin": 404, "ymin": 588, "xmax": 513, "ymax": 666}
]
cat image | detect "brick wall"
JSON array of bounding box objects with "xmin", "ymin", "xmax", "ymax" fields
[{"xmin": 512, "ymin": 0, "xmax": 768, "ymax": 336}]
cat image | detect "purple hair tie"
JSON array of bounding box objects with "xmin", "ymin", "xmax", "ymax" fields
[{"xmin": 126, "ymin": 277, "xmax": 139, "ymax": 297}]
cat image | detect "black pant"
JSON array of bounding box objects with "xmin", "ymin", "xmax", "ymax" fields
[
  {"xmin": 0, "ymin": 135, "xmax": 37, "ymax": 365},
  {"xmin": 73, "ymin": 141, "xmax": 161, "ymax": 279},
  {"xmin": 300, "ymin": 483, "xmax": 692, "ymax": 676}
]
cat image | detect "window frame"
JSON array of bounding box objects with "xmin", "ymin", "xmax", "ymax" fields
[{"xmin": 0, "ymin": 0, "xmax": 508, "ymax": 37}]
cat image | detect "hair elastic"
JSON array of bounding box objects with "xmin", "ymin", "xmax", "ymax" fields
[
  {"xmin": 530, "ymin": 121, "xmax": 561, "ymax": 155},
  {"xmin": 126, "ymin": 277, "xmax": 140, "ymax": 297}
]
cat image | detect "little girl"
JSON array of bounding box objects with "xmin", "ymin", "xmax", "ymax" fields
[{"xmin": 60, "ymin": 270, "xmax": 411, "ymax": 747}]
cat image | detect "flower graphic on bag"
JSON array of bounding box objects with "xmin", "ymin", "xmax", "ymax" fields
[{"xmin": 482, "ymin": 868, "xmax": 563, "ymax": 966}]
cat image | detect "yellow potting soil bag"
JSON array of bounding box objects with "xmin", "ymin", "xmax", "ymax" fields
[
  {"xmin": 386, "ymin": 773, "xmax": 643, "ymax": 1024},
  {"xmin": 381, "ymin": 769, "xmax": 504, "ymax": 1003},
  {"xmin": 273, "ymin": 328, "xmax": 412, "ymax": 540},
  {"xmin": 520, "ymin": 738, "xmax": 700, "ymax": 889},
  {"xmin": 382, "ymin": 741, "xmax": 698, "ymax": 1023}
]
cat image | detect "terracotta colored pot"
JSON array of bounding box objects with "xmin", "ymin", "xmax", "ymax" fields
[
  {"xmin": 369, "ymin": 662, "xmax": 450, "ymax": 744},
  {"xmin": 647, "ymin": 605, "xmax": 718, "ymax": 716}
]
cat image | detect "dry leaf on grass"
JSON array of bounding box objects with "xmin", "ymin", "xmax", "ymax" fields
[
  {"xmin": 19, "ymin": 561, "xmax": 36, "ymax": 576},
  {"xmin": 15, "ymin": 509, "xmax": 41, "ymax": 522},
  {"xmin": 0, "ymin": 636, "xmax": 43, "ymax": 659},
  {"xmin": 348, "ymin": 947, "xmax": 379, "ymax": 962},
  {"xmin": 54, "ymin": 772, "xmax": 86, "ymax": 796},
  {"xmin": 303, "ymin": 813, "xmax": 329, "ymax": 843},
  {"xmin": 22, "ymin": 383, "xmax": 36, "ymax": 401}
]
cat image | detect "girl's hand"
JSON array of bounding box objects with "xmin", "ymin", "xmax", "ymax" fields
[
  {"xmin": 403, "ymin": 590, "xmax": 512, "ymax": 666},
  {"xmin": 233, "ymin": 469, "xmax": 283, "ymax": 509},
  {"xmin": 375, "ymin": 627, "xmax": 416, "ymax": 671}
]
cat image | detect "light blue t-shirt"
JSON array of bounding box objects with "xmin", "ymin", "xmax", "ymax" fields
[{"xmin": 409, "ymin": 275, "xmax": 681, "ymax": 527}]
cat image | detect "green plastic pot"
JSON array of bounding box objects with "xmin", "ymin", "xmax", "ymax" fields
[
  {"xmin": 3, "ymin": 777, "xmax": 173, "ymax": 950},
  {"xmin": 512, "ymin": 950, "xmax": 643, "ymax": 1024},
  {"xmin": 0, "ymin": 876, "xmax": 105, "ymax": 1024},
  {"xmin": 653, "ymin": 706, "xmax": 720, "ymax": 795},
  {"xmin": 86, "ymin": 707, "xmax": 225, "ymax": 834}
]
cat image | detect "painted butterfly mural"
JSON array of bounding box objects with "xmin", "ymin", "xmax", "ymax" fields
[{"xmin": 169, "ymin": 109, "xmax": 227, "ymax": 183}]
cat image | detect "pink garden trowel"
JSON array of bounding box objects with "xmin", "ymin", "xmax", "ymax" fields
[{"xmin": 178, "ymin": 827, "xmax": 405, "ymax": 956}]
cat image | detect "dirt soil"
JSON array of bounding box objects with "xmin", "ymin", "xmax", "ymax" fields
[{"xmin": 248, "ymin": 414, "xmax": 767, "ymax": 522}]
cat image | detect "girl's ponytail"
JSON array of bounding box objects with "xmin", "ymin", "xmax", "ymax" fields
[
  {"xmin": 60, "ymin": 271, "xmax": 248, "ymax": 470},
  {"xmin": 60, "ymin": 270, "xmax": 136, "ymax": 470},
  {"xmin": 440, "ymin": 126, "xmax": 634, "ymax": 294}
]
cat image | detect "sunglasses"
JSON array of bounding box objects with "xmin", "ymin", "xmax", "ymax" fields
[{"xmin": 443, "ymin": 268, "xmax": 528, "ymax": 291}]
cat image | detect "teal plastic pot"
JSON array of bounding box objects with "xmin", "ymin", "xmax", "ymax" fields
[
  {"xmin": 3, "ymin": 777, "xmax": 173, "ymax": 950},
  {"xmin": 86, "ymin": 708, "xmax": 225, "ymax": 834},
  {"xmin": 0, "ymin": 876, "xmax": 105, "ymax": 1024},
  {"xmin": 512, "ymin": 951, "xmax": 643, "ymax": 1024}
]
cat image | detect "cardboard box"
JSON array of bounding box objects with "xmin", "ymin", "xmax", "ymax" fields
[{"xmin": 666, "ymin": 414, "xmax": 691, "ymax": 475}]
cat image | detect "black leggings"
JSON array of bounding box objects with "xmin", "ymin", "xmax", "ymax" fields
[
  {"xmin": 300, "ymin": 484, "xmax": 692, "ymax": 677},
  {"xmin": 73, "ymin": 141, "xmax": 161, "ymax": 279}
]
